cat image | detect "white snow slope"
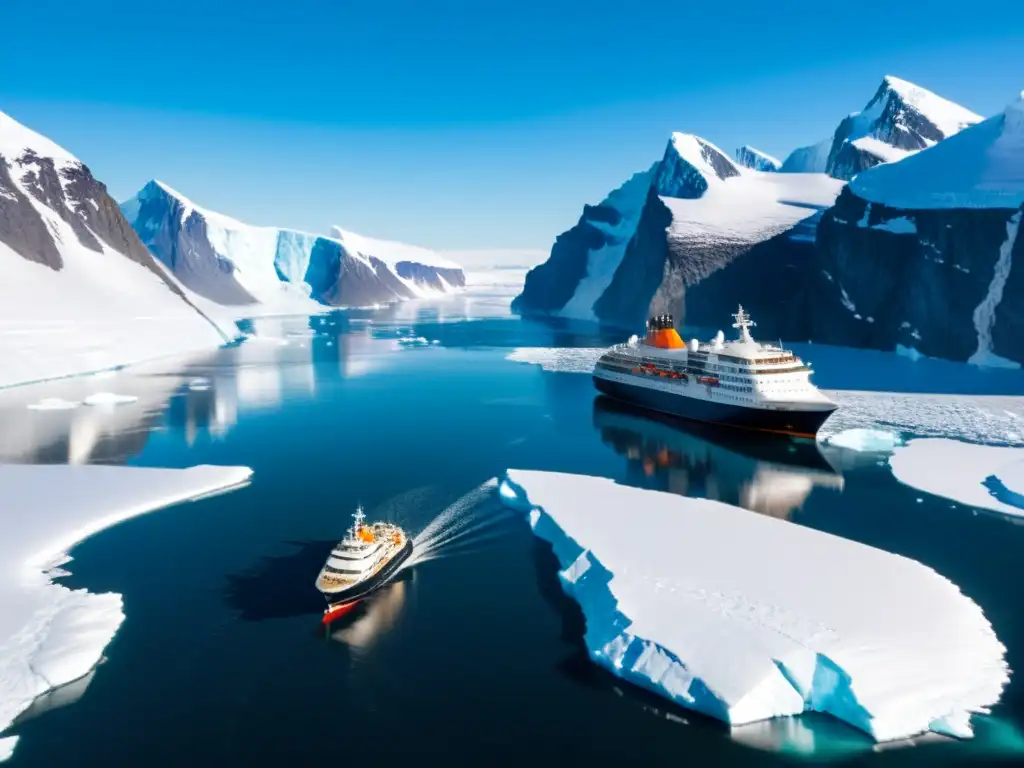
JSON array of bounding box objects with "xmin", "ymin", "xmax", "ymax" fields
[
  {"xmin": 851, "ymin": 92, "xmax": 1024, "ymax": 210},
  {"xmin": 661, "ymin": 166, "xmax": 844, "ymax": 246},
  {"xmin": 0, "ymin": 112, "xmax": 230, "ymax": 388},
  {"xmin": 0, "ymin": 464, "xmax": 252, "ymax": 758},
  {"xmin": 499, "ymin": 470, "xmax": 1008, "ymax": 742}
]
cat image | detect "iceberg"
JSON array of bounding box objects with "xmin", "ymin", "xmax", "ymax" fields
[
  {"xmin": 889, "ymin": 439, "xmax": 1024, "ymax": 517},
  {"xmin": 498, "ymin": 469, "xmax": 1008, "ymax": 742},
  {"xmin": 0, "ymin": 463, "xmax": 252, "ymax": 758}
]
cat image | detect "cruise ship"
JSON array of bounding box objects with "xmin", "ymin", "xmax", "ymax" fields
[
  {"xmin": 592, "ymin": 306, "xmax": 837, "ymax": 437},
  {"xmin": 315, "ymin": 506, "xmax": 412, "ymax": 623}
]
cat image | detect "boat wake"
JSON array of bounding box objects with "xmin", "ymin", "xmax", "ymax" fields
[{"xmin": 403, "ymin": 479, "xmax": 513, "ymax": 569}]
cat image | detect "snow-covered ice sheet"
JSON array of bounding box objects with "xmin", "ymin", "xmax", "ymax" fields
[
  {"xmin": 889, "ymin": 439, "xmax": 1024, "ymax": 517},
  {"xmin": 0, "ymin": 464, "xmax": 253, "ymax": 754},
  {"xmin": 498, "ymin": 469, "xmax": 1008, "ymax": 742}
]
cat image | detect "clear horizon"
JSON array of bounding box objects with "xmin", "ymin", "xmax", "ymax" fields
[{"xmin": 1, "ymin": 0, "xmax": 1021, "ymax": 251}]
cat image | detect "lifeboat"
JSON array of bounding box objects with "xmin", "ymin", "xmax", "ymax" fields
[{"xmin": 697, "ymin": 376, "xmax": 720, "ymax": 386}]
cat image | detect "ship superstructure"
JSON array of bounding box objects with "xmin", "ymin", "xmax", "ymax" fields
[
  {"xmin": 592, "ymin": 306, "xmax": 837, "ymax": 437},
  {"xmin": 316, "ymin": 506, "xmax": 412, "ymax": 614}
]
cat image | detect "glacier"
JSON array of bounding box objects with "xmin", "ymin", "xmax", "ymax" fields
[
  {"xmin": 0, "ymin": 464, "xmax": 252, "ymax": 761},
  {"xmin": 498, "ymin": 469, "xmax": 1008, "ymax": 742},
  {"xmin": 122, "ymin": 181, "xmax": 466, "ymax": 316}
]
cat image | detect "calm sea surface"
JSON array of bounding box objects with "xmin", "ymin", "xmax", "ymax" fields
[{"xmin": 4, "ymin": 274, "xmax": 1024, "ymax": 766}]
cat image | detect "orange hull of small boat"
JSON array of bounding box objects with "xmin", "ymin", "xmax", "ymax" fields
[{"xmin": 322, "ymin": 600, "xmax": 361, "ymax": 625}]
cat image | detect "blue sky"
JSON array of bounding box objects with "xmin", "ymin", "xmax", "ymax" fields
[{"xmin": 1, "ymin": 0, "xmax": 1021, "ymax": 251}]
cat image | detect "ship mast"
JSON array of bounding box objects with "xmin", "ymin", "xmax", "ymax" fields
[
  {"xmin": 351, "ymin": 505, "xmax": 366, "ymax": 540},
  {"xmin": 732, "ymin": 305, "xmax": 755, "ymax": 343}
]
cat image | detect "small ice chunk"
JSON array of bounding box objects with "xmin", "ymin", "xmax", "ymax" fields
[
  {"xmin": 26, "ymin": 398, "xmax": 80, "ymax": 411},
  {"xmin": 498, "ymin": 469, "xmax": 1008, "ymax": 743},
  {"xmin": 188, "ymin": 377, "xmax": 211, "ymax": 391},
  {"xmin": 82, "ymin": 392, "xmax": 139, "ymax": 406},
  {"xmin": 824, "ymin": 428, "xmax": 902, "ymax": 453},
  {"xmin": 0, "ymin": 736, "xmax": 17, "ymax": 763}
]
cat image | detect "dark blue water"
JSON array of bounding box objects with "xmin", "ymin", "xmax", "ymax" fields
[{"xmin": 5, "ymin": 287, "xmax": 1024, "ymax": 766}]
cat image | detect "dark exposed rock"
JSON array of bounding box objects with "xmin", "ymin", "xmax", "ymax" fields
[
  {"xmin": 395, "ymin": 261, "xmax": 467, "ymax": 291},
  {"xmin": 813, "ymin": 188, "xmax": 1024, "ymax": 363},
  {"xmin": 0, "ymin": 152, "xmax": 63, "ymax": 269}
]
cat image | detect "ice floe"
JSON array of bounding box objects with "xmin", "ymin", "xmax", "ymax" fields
[
  {"xmin": 506, "ymin": 346, "xmax": 604, "ymax": 373},
  {"xmin": 0, "ymin": 463, "xmax": 252, "ymax": 757},
  {"xmin": 82, "ymin": 392, "xmax": 139, "ymax": 406},
  {"xmin": 498, "ymin": 469, "xmax": 1008, "ymax": 742},
  {"xmin": 25, "ymin": 398, "xmax": 80, "ymax": 411},
  {"xmin": 889, "ymin": 439, "xmax": 1024, "ymax": 517}
]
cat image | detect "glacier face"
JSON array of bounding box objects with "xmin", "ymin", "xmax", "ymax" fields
[
  {"xmin": 735, "ymin": 146, "xmax": 781, "ymax": 172},
  {"xmin": 499, "ymin": 469, "xmax": 1009, "ymax": 743},
  {"xmin": 0, "ymin": 110, "xmax": 229, "ymax": 388},
  {"xmin": 122, "ymin": 182, "xmax": 466, "ymax": 313}
]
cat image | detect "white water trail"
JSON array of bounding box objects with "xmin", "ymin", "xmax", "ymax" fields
[{"xmin": 402, "ymin": 479, "xmax": 506, "ymax": 570}]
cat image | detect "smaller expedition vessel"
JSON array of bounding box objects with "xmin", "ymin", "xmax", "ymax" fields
[{"xmin": 316, "ymin": 506, "xmax": 412, "ymax": 623}]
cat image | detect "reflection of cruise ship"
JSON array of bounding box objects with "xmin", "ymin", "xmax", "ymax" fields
[
  {"xmin": 593, "ymin": 397, "xmax": 843, "ymax": 519},
  {"xmin": 315, "ymin": 507, "xmax": 412, "ymax": 622},
  {"xmin": 593, "ymin": 306, "xmax": 837, "ymax": 437}
]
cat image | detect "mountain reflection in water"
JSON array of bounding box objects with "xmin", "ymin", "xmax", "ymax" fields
[{"xmin": 592, "ymin": 396, "xmax": 843, "ymax": 519}]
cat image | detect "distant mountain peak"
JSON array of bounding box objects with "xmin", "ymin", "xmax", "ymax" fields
[
  {"xmin": 735, "ymin": 145, "xmax": 782, "ymax": 172},
  {"xmin": 781, "ymin": 76, "xmax": 981, "ymax": 181},
  {"xmin": 654, "ymin": 133, "xmax": 740, "ymax": 199}
]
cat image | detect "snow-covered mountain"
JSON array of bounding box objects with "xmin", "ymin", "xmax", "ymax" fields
[
  {"xmin": 735, "ymin": 145, "xmax": 781, "ymax": 172},
  {"xmin": 782, "ymin": 76, "xmax": 981, "ymax": 181},
  {"xmin": 0, "ymin": 110, "xmax": 228, "ymax": 388},
  {"xmin": 514, "ymin": 131, "xmax": 844, "ymax": 336},
  {"xmin": 122, "ymin": 182, "xmax": 465, "ymax": 313},
  {"xmin": 813, "ymin": 92, "xmax": 1024, "ymax": 365}
]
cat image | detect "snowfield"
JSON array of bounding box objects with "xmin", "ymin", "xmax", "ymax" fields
[
  {"xmin": 499, "ymin": 470, "xmax": 1008, "ymax": 742},
  {"xmin": 0, "ymin": 464, "xmax": 252, "ymax": 758}
]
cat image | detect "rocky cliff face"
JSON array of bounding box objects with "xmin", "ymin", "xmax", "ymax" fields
[
  {"xmin": 515, "ymin": 133, "xmax": 842, "ymax": 339},
  {"xmin": 812, "ymin": 190, "xmax": 1023, "ymax": 363},
  {"xmin": 514, "ymin": 79, "xmax": 1018, "ymax": 366}
]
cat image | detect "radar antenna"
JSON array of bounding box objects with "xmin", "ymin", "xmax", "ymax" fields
[{"xmin": 732, "ymin": 305, "xmax": 755, "ymax": 343}]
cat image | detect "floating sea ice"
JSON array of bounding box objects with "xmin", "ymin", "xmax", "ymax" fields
[
  {"xmin": 498, "ymin": 469, "xmax": 1008, "ymax": 743},
  {"xmin": 0, "ymin": 463, "xmax": 253, "ymax": 760},
  {"xmin": 0, "ymin": 736, "xmax": 16, "ymax": 763},
  {"xmin": 26, "ymin": 398, "xmax": 79, "ymax": 411},
  {"xmin": 82, "ymin": 392, "xmax": 139, "ymax": 406},
  {"xmin": 188, "ymin": 377, "xmax": 211, "ymax": 391},
  {"xmin": 395, "ymin": 336, "xmax": 432, "ymax": 348},
  {"xmin": 824, "ymin": 428, "xmax": 903, "ymax": 453},
  {"xmin": 889, "ymin": 439, "xmax": 1024, "ymax": 517}
]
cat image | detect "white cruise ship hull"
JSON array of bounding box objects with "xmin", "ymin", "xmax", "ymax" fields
[{"xmin": 593, "ymin": 368, "xmax": 836, "ymax": 438}]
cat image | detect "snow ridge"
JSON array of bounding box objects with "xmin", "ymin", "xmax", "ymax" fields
[{"xmin": 735, "ymin": 146, "xmax": 782, "ymax": 172}]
